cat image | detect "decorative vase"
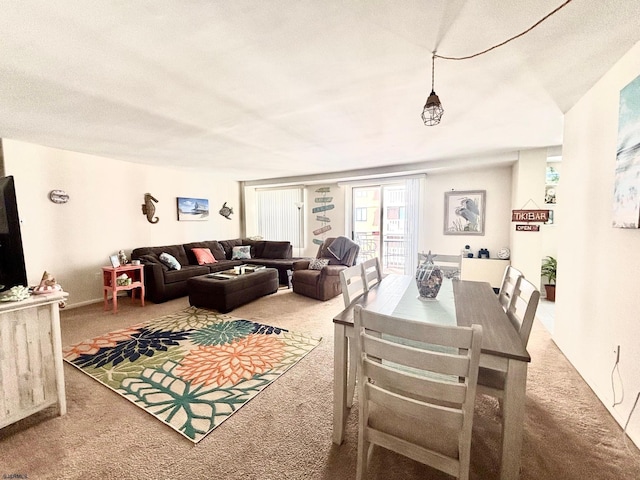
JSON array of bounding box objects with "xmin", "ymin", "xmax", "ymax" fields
[{"xmin": 416, "ymin": 252, "xmax": 443, "ymax": 299}]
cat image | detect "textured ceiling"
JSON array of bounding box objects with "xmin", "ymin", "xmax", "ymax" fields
[{"xmin": 0, "ymin": 1, "xmax": 639, "ymax": 181}]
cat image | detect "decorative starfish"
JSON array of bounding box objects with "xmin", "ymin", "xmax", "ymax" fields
[{"xmin": 422, "ymin": 250, "xmax": 437, "ymax": 264}]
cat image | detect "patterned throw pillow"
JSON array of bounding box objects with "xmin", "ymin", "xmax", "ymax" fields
[
  {"xmin": 309, "ymin": 258, "xmax": 330, "ymax": 270},
  {"xmin": 159, "ymin": 252, "xmax": 181, "ymax": 270},
  {"xmin": 192, "ymin": 248, "xmax": 217, "ymax": 265},
  {"xmin": 231, "ymin": 245, "xmax": 251, "ymax": 260}
]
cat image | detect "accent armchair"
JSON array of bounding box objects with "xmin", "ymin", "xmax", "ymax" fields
[{"xmin": 292, "ymin": 237, "xmax": 360, "ymax": 301}]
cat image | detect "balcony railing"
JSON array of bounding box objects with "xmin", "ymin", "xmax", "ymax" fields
[{"xmin": 354, "ymin": 233, "xmax": 406, "ymax": 273}]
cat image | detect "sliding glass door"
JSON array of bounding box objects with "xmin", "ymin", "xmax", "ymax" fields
[{"xmin": 351, "ymin": 183, "xmax": 410, "ymax": 274}]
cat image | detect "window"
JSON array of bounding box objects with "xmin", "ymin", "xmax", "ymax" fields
[
  {"xmin": 256, "ymin": 187, "xmax": 303, "ymax": 247},
  {"xmin": 355, "ymin": 207, "xmax": 367, "ymax": 222}
]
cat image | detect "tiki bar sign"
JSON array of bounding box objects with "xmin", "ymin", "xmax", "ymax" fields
[
  {"xmin": 511, "ymin": 209, "xmax": 549, "ymax": 222},
  {"xmin": 512, "ymin": 209, "xmax": 549, "ymax": 232}
]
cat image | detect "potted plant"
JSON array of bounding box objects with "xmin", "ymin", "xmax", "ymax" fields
[{"xmin": 541, "ymin": 256, "xmax": 557, "ymax": 301}]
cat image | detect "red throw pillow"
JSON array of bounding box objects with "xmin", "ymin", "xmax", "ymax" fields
[{"xmin": 192, "ymin": 248, "xmax": 217, "ymax": 265}]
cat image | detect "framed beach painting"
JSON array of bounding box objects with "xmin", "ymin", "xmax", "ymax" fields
[
  {"xmin": 612, "ymin": 73, "xmax": 640, "ymax": 228},
  {"xmin": 444, "ymin": 190, "xmax": 486, "ymax": 235},
  {"xmin": 177, "ymin": 197, "xmax": 209, "ymax": 221}
]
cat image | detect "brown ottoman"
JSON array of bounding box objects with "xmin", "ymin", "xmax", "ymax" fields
[{"xmin": 187, "ymin": 268, "xmax": 279, "ymax": 313}]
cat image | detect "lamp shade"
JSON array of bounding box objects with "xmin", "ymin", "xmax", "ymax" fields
[{"xmin": 422, "ymin": 90, "xmax": 444, "ymax": 126}]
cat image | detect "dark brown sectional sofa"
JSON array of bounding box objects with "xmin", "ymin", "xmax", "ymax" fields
[{"xmin": 131, "ymin": 238, "xmax": 302, "ymax": 303}]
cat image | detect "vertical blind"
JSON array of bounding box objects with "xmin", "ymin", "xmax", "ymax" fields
[
  {"xmin": 403, "ymin": 178, "xmax": 420, "ymax": 275},
  {"xmin": 256, "ymin": 188, "xmax": 303, "ymax": 247}
]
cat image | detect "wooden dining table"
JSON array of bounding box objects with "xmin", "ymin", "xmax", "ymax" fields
[{"xmin": 332, "ymin": 274, "xmax": 531, "ymax": 480}]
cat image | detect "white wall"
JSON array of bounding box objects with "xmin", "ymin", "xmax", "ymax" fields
[
  {"xmin": 511, "ymin": 148, "xmax": 547, "ymax": 282},
  {"xmin": 556, "ymin": 40, "xmax": 640, "ymax": 446},
  {"xmin": 422, "ymin": 166, "xmax": 513, "ymax": 258},
  {"xmin": 3, "ymin": 139, "xmax": 240, "ymax": 307}
]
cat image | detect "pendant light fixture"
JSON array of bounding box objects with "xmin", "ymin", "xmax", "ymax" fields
[
  {"xmin": 421, "ymin": 53, "xmax": 444, "ymax": 126},
  {"xmin": 420, "ymin": 0, "xmax": 574, "ymax": 126}
]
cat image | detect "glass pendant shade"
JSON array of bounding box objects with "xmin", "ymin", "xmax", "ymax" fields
[{"xmin": 422, "ymin": 90, "xmax": 444, "ymax": 126}]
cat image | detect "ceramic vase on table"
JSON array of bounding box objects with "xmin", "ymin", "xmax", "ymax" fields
[{"xmin": 416, "ymin": 251, "xmax": 443, "ymax": 299}]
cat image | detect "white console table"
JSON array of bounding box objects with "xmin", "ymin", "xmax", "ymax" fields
[
  {"xmin": 0, "ymin": 291, "xmax": 68, "ymax": 429},
  {"xmin": 460, "ymin": 258, "xmax": 510, "ymax": 289}
]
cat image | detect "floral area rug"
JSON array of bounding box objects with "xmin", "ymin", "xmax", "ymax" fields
[{"xmin": 63, "ymin": 307, "xmax": 321, "ymax": 443}]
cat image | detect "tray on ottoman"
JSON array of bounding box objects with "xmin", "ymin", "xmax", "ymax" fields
[{"xmin": 187, "ymin": 267, "xmax": 279, "ymax": 313}]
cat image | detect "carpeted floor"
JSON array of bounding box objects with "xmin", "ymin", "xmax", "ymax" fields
[{"xmin": 1, "ymin": 287, "xmax": 639, "ymax": 479}]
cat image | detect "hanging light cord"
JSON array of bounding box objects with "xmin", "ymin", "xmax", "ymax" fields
[
  {"xmin": 434, "ymin": 0, "xmax": 574, "ymax": 61},
  {"xmin": 431, "ymin": 54, "xmax": 436, "ymax": 91}
]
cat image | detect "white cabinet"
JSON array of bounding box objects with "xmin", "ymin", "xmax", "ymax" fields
[
  {"xmin": 460, "ymin": 258, "xmax": 510, "ymax": 289},
  {"xmin": 0, "ymin": 291, "xmax": 68, "ymax": 429}
]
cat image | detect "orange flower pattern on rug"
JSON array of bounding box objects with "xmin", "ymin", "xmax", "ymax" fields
[
  {"xmin": 62, "ymin": 307, "xmax": 321, "ymax": 443},
  {"xmin": 62, "ymin": 326, "xmax": 143, "ymax": 360},
  {"xmin": 176, "ymin": 335, "xmax": 285, "ymax": 387}
]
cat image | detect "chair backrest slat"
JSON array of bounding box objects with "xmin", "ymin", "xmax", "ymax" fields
[
  {"xmin": 362, "ymin": 335, "xmax": 471, "ymax": 377},
  {"xmin": 363, "ymin": 357, "xmax": 468, "ymax": 404},
  {"xmin": 419, "ymin": 252, "xmax": 461, "ymax": 279},
  {"xmin": 507, "ymin": 277, "xmax": 540, "ymax": 347},
  {"xmin": 339, "ymin": 264, "xmax": 366, "ymax": 308},
  {"xmin": 498, "ymin": 265, "xmax": 524, "ymax": 312},
  {"xmin": 361, "ymin": 257, "xmax": 383, "ymax": 291}
]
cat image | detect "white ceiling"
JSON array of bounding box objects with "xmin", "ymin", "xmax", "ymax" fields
[{"xmin": 1, "ymin": 1, "xmax": 639, "ymax": 181}]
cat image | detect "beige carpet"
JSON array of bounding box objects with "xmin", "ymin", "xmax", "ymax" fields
[{"xmin": 1, "ymin": 288, "xmax": 639, "ymax": 479}]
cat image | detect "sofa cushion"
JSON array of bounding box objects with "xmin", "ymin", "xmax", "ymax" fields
[
  {"xmin": 262, "ymin": 241, "xmax": 291, "ymax": 259},
  {"xmin": 309, "ymin": 258, "xmax": 330, "ymax": 270},
  {"xmin": 138, "ymin": 253, "xmax": 162, "ymax": 265},
  {"xmin": 219, "ymin": 238, "xmax": 245, "ymax": 259},
  {"xmin": 163, "ymin": 265, "xmax": 209, "ymax": 284},
  {"xmin": 252, "ymin": 241, "xmax": 267, "ymax": 258},
  {"xmin": 231, "ymin": 245, "xmax": 251, "ymax": 260},
  {"xmin": 159, "ymin": 252, "xmax": 181, "ymax": 270},
  {"xmin": 133, "ymin": 244, "xmax": 189, "ymax": 266},
  {"xmin": 183, "ymin": 241, "xmax": 226, "ymax": 262},
  {"xmin": 220, "ymin": 238, "xmax": 262, "ymax": 259},
  {"xmin": 192, "ymin": 248, "xmax": 217, "ymax": 265}
]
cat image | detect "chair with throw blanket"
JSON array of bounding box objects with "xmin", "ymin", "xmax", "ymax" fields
[{"xmin": 292, "ymin": 236, "xmax": 360, "ymax": 301}]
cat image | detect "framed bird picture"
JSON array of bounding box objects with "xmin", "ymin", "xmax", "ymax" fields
[{"xmin": 444, "ymin": 190, "xmax": 486, "ymax": 235}]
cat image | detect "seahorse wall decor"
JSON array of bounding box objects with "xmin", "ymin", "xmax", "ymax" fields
[{"xmin": 142, "ymin": 193, "xmax": 159, "ymax": 223}]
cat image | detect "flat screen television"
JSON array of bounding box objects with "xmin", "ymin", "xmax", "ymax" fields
[{"xmin": 0, "ymin": 175, "xmax": 28, "ymax": 292}]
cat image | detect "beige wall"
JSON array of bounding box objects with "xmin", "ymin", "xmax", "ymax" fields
[
  {"xmin": 556, "ymin": 40, "xmax": 640, "ymax": 446},
  {"xmin": 3, "ymin": 139, "xmax": 240, "ymax": 307},
  {"xmin": 422, "ymin": 166, "xmax": 513, "ymax": 258},
  {"xmin": 510, "ymin": 148, "xmax": 547, "ymax": 282},
  {"xmin": 305, "ymin": 184, "xmax": 346, "ymax": 257}
]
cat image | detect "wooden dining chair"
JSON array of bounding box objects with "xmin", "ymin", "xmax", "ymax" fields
[
  {"xmin": 497, "ymin": 265, "xmax": 524, "ymax": 312},
  {"xmin": 339, "ymin": 264, "xmax": 368, "ymax": 408},
  {"xmin": 418, "ymin": 251, "xmax": 461, "ymax": 279},
  {"xmin": 361, "ymin": 257, "xmax": 382, "ymax": 291},
  {"xmin": 354, "ymin": 305, "xmax": 483, "ymax": 480},
  {"xmin": 478, "ymin": 277, "xmax": 540, "ymax": 400}
]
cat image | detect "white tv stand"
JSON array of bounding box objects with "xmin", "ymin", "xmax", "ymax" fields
[{"xmin": 0, "ymin": 291, "xmax": 68, "ymax": 429}]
